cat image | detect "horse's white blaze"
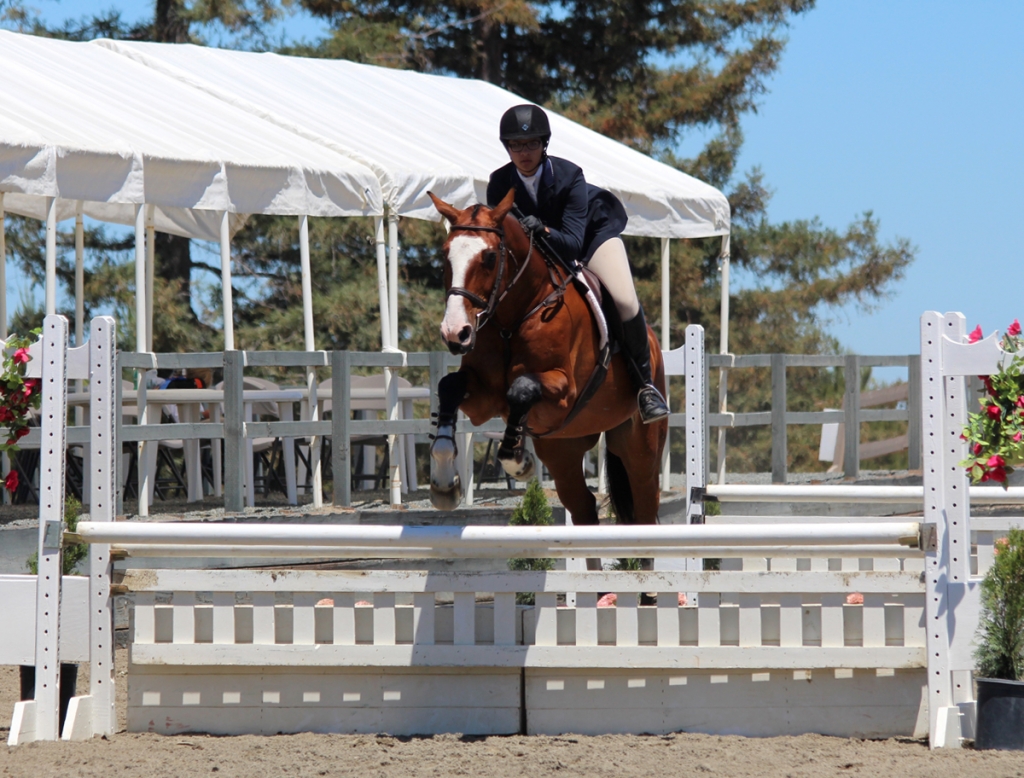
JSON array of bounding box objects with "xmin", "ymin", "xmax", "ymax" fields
[{"xmin": 441, "ymin": 235, "xmax": 487, "ymax": 342}]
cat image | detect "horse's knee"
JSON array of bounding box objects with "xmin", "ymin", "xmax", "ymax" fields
[{"xmin": 507, "ymin": 375, "xmax": 542, "ymax": 413}]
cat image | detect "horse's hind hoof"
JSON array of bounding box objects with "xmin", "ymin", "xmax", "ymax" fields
[
  {"xmin": 430, "ymin": 475, "xmax": 462, "ymax": 511},
  {"xmin": 518, "ymin": 451, "xmax": 536, "ymax": 481},
  {"xmin": 500, "ymin": 449, "xmax": 536, "ymax": 482}
]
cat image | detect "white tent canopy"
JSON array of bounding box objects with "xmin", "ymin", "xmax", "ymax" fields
[
  {"xmin": 0, "ymin": 30, "xmax": 383, "ymax": 238},
  {"xmin": 95, "ymin": 40, "xmax": 730, "ymax": 240}
]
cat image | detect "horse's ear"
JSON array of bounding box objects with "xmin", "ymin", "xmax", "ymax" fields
[
  {"xmin": 428, "ymin": 191, "xmax": 461, "ymax": 225},
  {"xmin": 490, "ymin": 188, "xmax": 516, "ymax": 225}
]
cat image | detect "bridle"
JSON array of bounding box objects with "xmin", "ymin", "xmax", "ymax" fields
[{"xmin": 444, "ymin": 223, "xmax": 534, "ymax": 332}]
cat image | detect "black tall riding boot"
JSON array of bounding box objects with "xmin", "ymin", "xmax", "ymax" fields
[{"xmin": 621, "ymin": 308, "xmax": 670, "ymax": 423}]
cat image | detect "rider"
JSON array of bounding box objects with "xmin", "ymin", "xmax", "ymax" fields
[{"xmin": 487, "ymin": 104, "xmax": 670, "ymax": 424}]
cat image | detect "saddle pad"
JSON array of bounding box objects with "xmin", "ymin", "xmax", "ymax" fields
[{"xmin": 581, "ymin": 267, "xmax": 604, "ymax": 307}]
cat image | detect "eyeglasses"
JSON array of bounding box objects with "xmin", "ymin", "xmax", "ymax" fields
[{"xmin": 507, "ymin": 139, "xmax": 543, "ymax": 152}]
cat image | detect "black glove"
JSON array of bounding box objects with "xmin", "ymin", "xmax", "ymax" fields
[{"xmin": 520, "ymin": 215, "xmax": 545, "ymax": 236}]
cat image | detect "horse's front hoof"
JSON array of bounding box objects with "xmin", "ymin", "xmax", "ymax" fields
[{"xmin": 430, "ymin": 474, "xmax": 462, "ymax": 511}]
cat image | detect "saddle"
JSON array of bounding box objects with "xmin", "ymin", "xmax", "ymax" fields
[
  {"xmin": 529, "ymin": 265, "xmax": 616, "ymax": 438},
  {"xmin": 576, "ymin": 266, "xmax": 621, "ymax": 353}
]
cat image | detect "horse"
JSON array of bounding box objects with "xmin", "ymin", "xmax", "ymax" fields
[{"xmin": 427, "ymin": 189, "xmax": 668, "ymax": 533}]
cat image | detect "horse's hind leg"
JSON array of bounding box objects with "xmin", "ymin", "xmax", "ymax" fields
[
  {"xmin": 497, "ymin": 375, "xmax": 542, "ymax": 480},
  {"xmin": 430, "ymin": 371, "xmax": 468, "ymax": 510},
  {"xmin": 535, "ymin": 436, "xmax": 603, "ymax": 570}
]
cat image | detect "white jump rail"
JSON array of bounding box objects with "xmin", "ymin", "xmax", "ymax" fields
[{"xmin": 705, "ymin": 484, "xmax": 1024, "ymax": 504}]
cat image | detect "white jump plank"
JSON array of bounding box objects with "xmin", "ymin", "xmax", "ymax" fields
[
  {"xmin": 779, "ymin": 594, "xmax": 803, "ymax": 648},
  {"xmin": 698, "ymin": 593, "xmax": 721, "ymax": 647},
  {"xmin": 333, "ymin": 593, "xmax": 355, "ymax": 646},
  {"xmin": 820, "ymin": 594, "xmax": 845, "ymax": 648},
  {"xmin": 122, "ymin": 569, "xmax": 924, "ymax": 595},
  {"xmin": 493, "ymin": 592, "xmax": 516, "ymax": 647},
  {"xmin": 738, "ymin": 594, "xmax": 761, "ymax": 647},
  {"xmin": 373, "ymin": 592, "xmax": 397, "ymax": 646},
  {"xmin": 413, "ymin": 593, "xmax": 435, "ymax": 645},
  {"xmin": 575, "ymin": 593, "xmax": 597, "ymax": 647},
  {"xmin": 252, "ymin": 592, "xmax": 275, "ymax": 645},
  {"xmin": 134, "ymin": 592, "xmax": 156, "ymax": 644},
  {"xmin": 172, "ymin": 593, "xmax": 195, "ymax": 644},
  {"xmin": 212, "ymin": 592, "xmax": 234, "ymax": 645},
  {"xmin": 657, "ymin": 593, "xmax": 680, "ymax": 647},
  {"xmin": 616, "ymin": 592, "xmax": 639, "ymax": 647},
  {"xmin": 294, "ymin": 593, "xmax": 317, "ymax": 645},
  {"xmin": 535, "ymin": 593, "xmax": 557, "ymax": 646}
]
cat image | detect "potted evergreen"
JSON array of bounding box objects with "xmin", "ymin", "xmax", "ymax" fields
[
  {"xmin": 974, "ymin": 527, "xmax": 1024, "ymax": 749},
  {"xmin": 507, "ymin": 478, "xmax": 554, "ymax": 605}
]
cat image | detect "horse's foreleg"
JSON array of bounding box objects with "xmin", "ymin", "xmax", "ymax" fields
[
  {"xmin": 497, "ymin": 375, "xmax": 543, "ymax": 480},
  {"xmin": 430, "ymin": 371, "xmax": 469, "ymax": 510}
]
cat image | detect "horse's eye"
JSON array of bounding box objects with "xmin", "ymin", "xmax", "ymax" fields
[{"xmin": 482, "ymin": 251, "xmax": 497, "ymax": 270}]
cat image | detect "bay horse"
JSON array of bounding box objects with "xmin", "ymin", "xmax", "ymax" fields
[{"xmin": 427, "ymin": 189, "xmax": 667, "ymax": 531}]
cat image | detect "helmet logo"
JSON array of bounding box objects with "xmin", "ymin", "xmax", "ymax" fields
[{"xmin": 521, "ymin": 123, "xmax": 530, "ymax": 131}]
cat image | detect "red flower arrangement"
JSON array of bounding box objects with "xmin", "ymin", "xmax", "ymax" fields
[
  {"xmin": 1, "ymin": 331, "xmax": 42, "ymax": 494},
  {"xmin": 961, "ymin": 320, "xmax": 1024, "ymax": 486}
]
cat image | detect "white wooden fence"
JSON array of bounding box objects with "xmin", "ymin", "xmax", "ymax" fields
[{"xmin": 4, "ymin": 312, "xmax": 1023, "ymax": 747}]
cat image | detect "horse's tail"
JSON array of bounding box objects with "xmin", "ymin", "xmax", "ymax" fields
[{"xmin": 606, "ymin": 450, "xmax": 635, "ymax": 524}]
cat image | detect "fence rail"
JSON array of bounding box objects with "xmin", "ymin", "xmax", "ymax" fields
[
  {"xmin": 10, "ymin": 340, "xmax": 925, "ymax": 511},
  {"xmin": 689, "ymin": 352, "xmax": 921, "ymax": 483}
]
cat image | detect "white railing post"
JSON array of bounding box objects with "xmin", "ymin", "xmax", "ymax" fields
[
  {"xmin": 86, "ymin": 316, "xmax": 117, "ymax": 737},
  {"xmin": 920, "ymin": 311, "xmax": 961, "ymax": 749},
  {"xmin": 684, "ymin": 325, "xmax": 706, "ymax": 525},
  {"xmin": 35, "ymin": 315, "xmax": 69, "ymax": 740}
]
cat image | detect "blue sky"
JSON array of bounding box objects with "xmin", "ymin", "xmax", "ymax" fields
[{"xmin": 6, "ymin": 0, "xmax": 1023, "ymax": 359}]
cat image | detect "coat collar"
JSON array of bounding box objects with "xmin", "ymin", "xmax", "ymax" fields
[{"xmin": 536, "ymin": 157, "xmax": 555, "ymax": 208}]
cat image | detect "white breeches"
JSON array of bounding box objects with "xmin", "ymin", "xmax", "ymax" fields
[{"xmin": 586, "ymin": 237, "xmax": 639, "ymax": 321}]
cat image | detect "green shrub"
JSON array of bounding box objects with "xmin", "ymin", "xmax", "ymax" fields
[
  {"xmin": 508, "ymin": 478, "xmax": 554, "ymax": 604},
  {"xmin": 976, "ymin": 528, "xmax": 1024, "ymax": 680}
]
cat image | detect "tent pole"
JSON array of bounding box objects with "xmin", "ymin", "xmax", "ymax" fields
[
  {"xmin": 716, "ymin": 233, "xmax": 731, "ymax": 485},
  {"xmin": 298, "ymin": 215, "xmax": 321, "ymax": 508},
  {"xmin": 0, "ymin": 192, "xmax": 6, "ymax": 341},
  {"xmin": 134, "ymin": 204, "xmax": 147, "ymax": 353},
  {"xmin": 75, "ymin": 202, "xmax": 85, "ymax": 431},
  {"xmin": 145, "ymin": 205, "xmax": 155, "ymax": 352},
  {"xmin": 134, "ymin": 203, "xmax": 150, "ymax": 516},
  {"xmin": 660, "ymin": 238, "xmax": 670, "ymax": 349},
  {"xmin": 45, "ymin": 196, "xmax": 57, "ymax": 315},
  {"xmin": 384, "ymin": 211, "xmax": 402, "ymax": 505},
  {"xmin": 220, "ymin": 211, "xmax": 234, "ymax": 351},
  {"xmin": 660, "ymin": 237, "xmax": 671, "ymax": 491},
  {"xmin": 373, "ymin": 215, "xmax": 392, "ymax": 350},
  {"xmin": 388, "ymin": 211, "xmax": 399, "ymax": 349},
  {"xmin": 74, "ymin": 202, "xmax": 84, "ymax": 348}
]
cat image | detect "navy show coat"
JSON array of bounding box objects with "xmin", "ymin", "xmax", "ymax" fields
[{"xmin": 486, "ymin": 155, "xmax": 628, "ymax": 264}]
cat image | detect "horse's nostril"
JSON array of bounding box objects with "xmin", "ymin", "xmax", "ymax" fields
[{"xmin": 458, "ymin": 325, "xmax": 472, "ymax": 342}]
